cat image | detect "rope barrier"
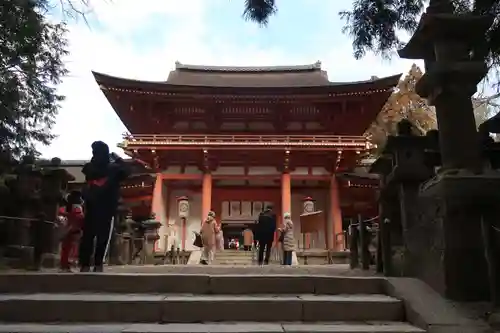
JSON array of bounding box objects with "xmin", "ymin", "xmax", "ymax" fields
[
  {"xmin": 349, "ymin": 216, "xmax": 379, "ymax": 228},
  {"xmin": 0, "ymin": 215, "xmax": 56, "ymax": 226}
]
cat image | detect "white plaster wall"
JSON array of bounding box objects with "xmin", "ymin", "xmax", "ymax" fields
[
  {"xmin": 212, "ymin": 166, "xmax": 245, "ymax": 175},
  {"xmin": 167, "ymin": 190, "xmax": 202, "ymax": 251},
  {"xmin": 290, "ymin": 167, "xmax": 308, "ymax": 175},
  {"xmin": 311, "ymin": 167, "xmax": 329, "ymax": 175},
  {"xmin": 248, "ymin": 167, "xmax": 279, "ymax": 175},
  {"xmin": 163, "ymin": 166, "xmax": 182, "ymax": 174},
  {"xmin": 184, "ymin": 166, "xmax": 202, "ymax": 174}
]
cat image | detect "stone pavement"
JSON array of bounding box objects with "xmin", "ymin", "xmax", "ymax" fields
[
  {"xmin": 2, "ymin": 263, "xmax": 376, "ymax": 276},
  {"xmin": 102, "ymin": 263, "xmax": 376, "ymax": 276},
  {"xmin": 0, "ymin": 322, "xmax": 425, "ymax": 332}
]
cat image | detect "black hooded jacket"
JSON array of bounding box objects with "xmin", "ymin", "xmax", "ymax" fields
[{"xmin": 82, "ymin": 142, "xmax": 130, "ymax": 215}]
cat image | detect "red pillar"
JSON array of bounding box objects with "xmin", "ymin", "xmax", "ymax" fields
[
  {"xmin": 330, "ymin": 174, "xmax": 343, "ymax": 250},
  {"xmin": 281, "ymin": 172, "xmax": 291, "ymax": 244},
  {"xmin": 201, "ymin": 172, "xmax": 212, "ymax": 223}
]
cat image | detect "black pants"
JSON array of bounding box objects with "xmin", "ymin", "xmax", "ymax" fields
[
  {"xmin": 79, "ymin": 210, "xmax": 114, "ymax": 268},
  {"xmin": 244, "ymin": 245, "xmax": 251, "ymax": 251},
  {"xmin": 257, "ymin": 236, "xmax": 273, "ymax": 264},
  {"xmin": 283, "ymin": 250, "xmax": 292, "ymax": 265}
]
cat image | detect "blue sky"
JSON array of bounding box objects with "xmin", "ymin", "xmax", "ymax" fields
[{"xmin": 39, "ymin": 0, "xmax": 424, "ymax": 159}]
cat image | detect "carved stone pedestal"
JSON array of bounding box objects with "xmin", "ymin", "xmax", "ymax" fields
[
  {"xmin": 142, "ymin": 220, "xmax": 161, "ymax": 264},
  {"xmin": 419, "ymin": 172, "xmax": 500, "ymax": 301}
]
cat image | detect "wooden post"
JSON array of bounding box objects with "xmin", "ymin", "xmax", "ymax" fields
[
  {"xmin": 359, "ymin": 215, "xmax": 370, "ymax": 270},
  {"xmin": 375, "ymin": 219, "xmax": 383, "ymax": 273},
  {"xmin": 481, "ymin": 215, "xmax": 499, "ymax": 307},
  {"xmin": 349, "ymin": 218, "xmax": 359, "ymax": 269},
  {"xmin": 381, "ymin": 218, "xmax": 393, "ymax": 276},
  {"xmin": 176, "ymin": 247, "xmax": 181, "ymax": 265}
]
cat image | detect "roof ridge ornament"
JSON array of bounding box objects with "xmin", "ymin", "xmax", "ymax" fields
[{"xmin": 173, "ymin": 62, "xmax": 323, "ymax": 73}]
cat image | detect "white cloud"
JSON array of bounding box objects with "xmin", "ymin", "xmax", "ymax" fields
[{"xmin": 39, "ymin": 0, "xmax": 419, "ymax": 160}]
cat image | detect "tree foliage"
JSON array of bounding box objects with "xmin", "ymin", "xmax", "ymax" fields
[
  {"xmin": 0, "ymin": 0, "xmax": 69, "ymax": 158},
  {"xmin": 365, "ymin": 64, "xmax": 437, "ymax": 150},
  {"xmin": 242, "ymin": 0, "xmax": 500, "ymax": 86}
]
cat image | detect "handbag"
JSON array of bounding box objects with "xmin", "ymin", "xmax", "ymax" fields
[
  {"xmin": 278, "ymin": 230, "xmax": 285, "ymax": 243},
  {"xmin": 193, "ymin": 231, "xmax": 203, "ymax": 248}
]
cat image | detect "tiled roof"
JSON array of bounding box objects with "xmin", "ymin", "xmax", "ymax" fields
[
  {"xmin": 174, "ymin": 61, "xmax": 323, "ymax": 72},
  {"xmin": 166, "ymin": 61, "xmax": 331, "ymax": 87}
]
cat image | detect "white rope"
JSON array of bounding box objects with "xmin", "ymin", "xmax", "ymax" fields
[
  {"xmin": 0, "ymin": 215, "xmax": 56, "ymax": 225},
  {"xmin": 103, "ymin": 217, "xmax": 115, "ymax": 260}
]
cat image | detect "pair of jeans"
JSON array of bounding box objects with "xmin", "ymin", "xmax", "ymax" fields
[
  {"xmin": 201, "ymin": 247, "xmax": 214, "ymax": 264},
  {"xmin": 258, "ymin": 237, "xmax": 273, "ymax": 264},
  {"xmin": 282, "ymin": 250, "xmax": 292, "ymax": 265},
  {"xmin": 79, "ymin": 212, "xmax": 114, "ymax": 268}
]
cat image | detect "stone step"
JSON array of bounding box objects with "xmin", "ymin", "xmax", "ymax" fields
[
  {"xmin": 215, "ymin": 257, "xmax": 254, "ymax": 261},
  {"xmin": 0, "ymin": 293, "xmax": 404, "ymax": 323},
  {"xmin": 0, "ymin": 274, "xmax": 386, "ymax": 295},
  {"xmin": 0, "ymin": 322, "xmax": 426, "ymax": 332},
  {"xmin": 217, "ymin": 250, "xmax": 253, "ymax": 255},
  {"xmin": 214, "ymin": 260, "xmax": 254, "ymax": 266}
]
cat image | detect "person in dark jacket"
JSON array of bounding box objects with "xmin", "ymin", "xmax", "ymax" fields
[
  {"xmin": 255, "ymin": 205, "xmax": 277, "ymax": 265},
  {"xmin": 79, "ymin": 141, "xmax": 130, "ymax": 272}
]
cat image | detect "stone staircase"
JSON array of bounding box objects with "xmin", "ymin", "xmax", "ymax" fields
[
  {"xmin": 213, "ymin": 249, "xmax": 255, "ymax": 265},
  {"xmin": 0, "ymin": 269, "xmax": 426, "ymax": 332}
]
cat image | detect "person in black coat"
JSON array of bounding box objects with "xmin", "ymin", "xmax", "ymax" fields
[
  {"xmin": 255, "ymin": 205, "xmax": 277, "ymax": 265},
  {"xmin": 79, "ymin": 141, "xmax": 130, "ymax": 272}
]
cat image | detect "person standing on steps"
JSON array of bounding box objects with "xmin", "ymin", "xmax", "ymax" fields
[
  {"xmin": 79, "ymin": 141, "xmax": 130, "ymax": 273},
  {"xmin": 200, "ymin": 211, "xmax": 219, "ymax": 265},
  {"xmin": 278, "ymin": 212, "xmax": 295, "ymax": 266},
  {"xmin": 58, "ymin": 191, "xmax": 84, "ymax": 272},
  {"xmin": 242, "ymin": 225, "xmax": 254, "ymax": 251},
  {"xmin": 255, "ymin": 205, "xmax": 277, "ymax": 265}
]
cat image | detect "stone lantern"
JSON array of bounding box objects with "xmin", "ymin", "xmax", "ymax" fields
[
  {"xmin": 302, "ymin": 196, "xmax": 315, "ymax": 214},
  {"xmin": 177, "ymin": 196, "xmax": 189, "ymax": 218},
  {"xmin": 141, "ymin": 212, "xmax": 162, "ymax": 264},
  {"xmin": 301, "ymin": 196, "xmax": 315, "ymax": 248},
  {"xmin": 4, "ymin": 156, "xmax": 43, "ymax": 268},
  {"xmin": 178, "ymin": 196, "xmax": 189, "ymax": 250},
  {"xmin": 398, "ymin": 0, "xmax": 500, "ymax": 301},
  {"xmin": 35, "ymin": 157, "xmax": 75, "ymax": 268}
]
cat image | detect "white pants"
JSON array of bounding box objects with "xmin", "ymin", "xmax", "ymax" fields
[{"xmin": 201, "ymin": 247, "xmax": 214, "ymax": 263}]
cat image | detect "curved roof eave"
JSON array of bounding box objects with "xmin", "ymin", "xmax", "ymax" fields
[{"xmin": 92, "ymin": 71, "xmax": 402, "ymax": 94}]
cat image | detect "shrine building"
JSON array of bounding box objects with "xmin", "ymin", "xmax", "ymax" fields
[{"xmin": 93, "ymin": 61, "xmax": 400, "ymax": 251}]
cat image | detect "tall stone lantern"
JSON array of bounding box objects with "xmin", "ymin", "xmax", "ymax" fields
[
  {"xmin": 141, "ymin": 212, "xmax": 162, "ymax": 264},
  {"xmin": 5, "ymin": 156, "xmax": 43, "ymax": 268},
  {"xmin": 36, "ymin": 157, "xmax": 75, "ymax": 268},
  {"xmin": 398, "ymin": 0, "xmax": 500, "ymax": 301},
  {"xmin": 177, "ymin": 196, "xmax": 189, "ymax": 250},
  {"xmin": 302, "ymin": 196, "xmax": 315, "ymax": 214},
  {"xmin": 302, "ymin": 196, "xmax": 315, "ymax": 248}
]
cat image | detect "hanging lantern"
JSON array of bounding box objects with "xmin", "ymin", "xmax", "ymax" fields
[{"xmin": 177, "ymin": 196, "xmax": 190, "ymax": 218}]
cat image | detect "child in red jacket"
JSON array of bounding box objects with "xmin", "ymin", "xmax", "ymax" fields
[{"xmin": 58, "ymin": 191, "xmax": 84, "ymax": 272}]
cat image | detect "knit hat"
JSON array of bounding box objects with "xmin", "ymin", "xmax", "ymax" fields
[{"xmin": 284, "ymin": 212, "xmax": 291, "ymax": 219}]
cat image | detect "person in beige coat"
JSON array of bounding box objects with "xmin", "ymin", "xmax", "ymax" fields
[
  {"xmin": 279, "ymin": 212, "xmax": 295, "ymax": 265},
  {"xmin": 200, "ymin": 211, "xmax": 219, "ymax": 265},
  {"xmin": 242, "ymin": 226, "xmax": 254, "ymax": 251}
]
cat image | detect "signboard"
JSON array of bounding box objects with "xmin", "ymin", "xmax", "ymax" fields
[{"xmin": 299, "ymin": 211, "xmax": 324, "ymax": 234}]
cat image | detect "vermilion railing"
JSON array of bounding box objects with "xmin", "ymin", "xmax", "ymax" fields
[{"xmin": 121, "ymin": 134, "xmax": 371, "ymax": 150}]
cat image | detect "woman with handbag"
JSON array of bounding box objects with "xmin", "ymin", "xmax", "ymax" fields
[
  {"xmin": 200, "ymin": 211, "xmax": 219, "ymax": 265},
  {"xmin": 278, "ymin": 212, "xmax": 295, "ymax": 266}
]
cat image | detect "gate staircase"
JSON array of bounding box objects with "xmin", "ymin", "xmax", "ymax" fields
[
  {"xmin": 0, "ymin": 268, "xmax": 427, "ymax": 332},
  {"xmin": 213, "ymin": 247, "xmax": 283, "ymax": 265}
]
